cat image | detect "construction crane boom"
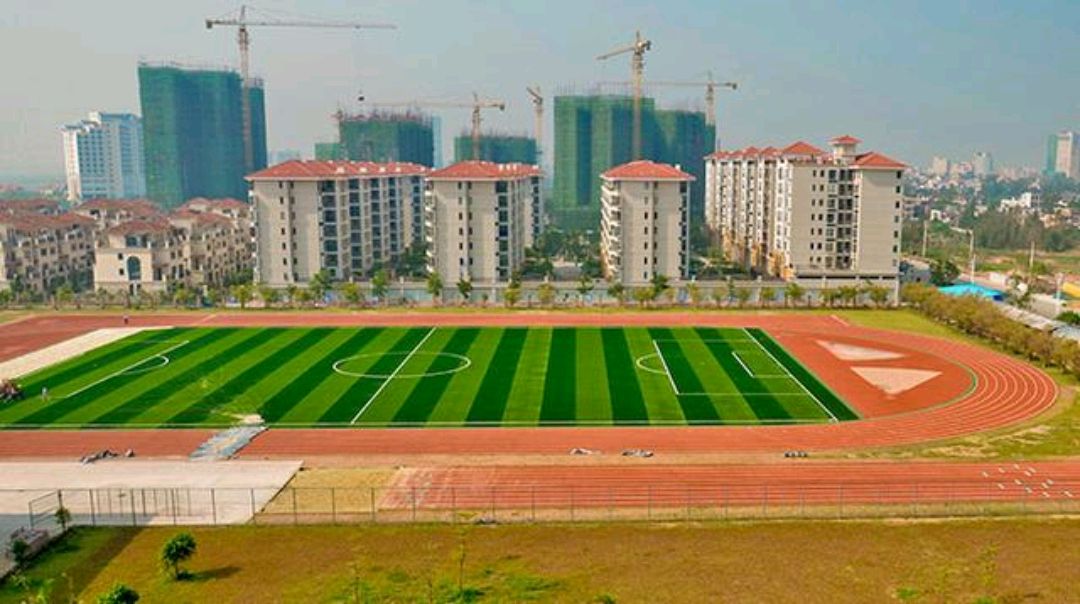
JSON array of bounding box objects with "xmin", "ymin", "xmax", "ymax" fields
[
  {"xmin": 206, "ymin": 5, "xmax": 396, "ymax": 173},
  {"xmin": 367, "ymin": 94, "xmax": 506, "ymax": 160},
  {"xmin": 525, "ymin": 86, "xmax": 543, "ymax": 165},
  {"xmin": 596, "ymin": 73, "xmax": 737, "ymax": 127},
  {"xmin": 597, "ymin": 31, "xmax": 652, "ymax": 159}
]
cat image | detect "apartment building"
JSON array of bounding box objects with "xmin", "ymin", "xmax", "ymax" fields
[
  {"xmin": 90, "ymin": 198, "xmax": 254, "ymax": 294},
  {"xmin": 599, "ymin": 160, "xmax": 691, "ymax": 285},
  {"xmin": 61, "ymin": 112, "xmax": 146, "ymax": 202},
  {"xmin": 1053, "ymin": 131, "xmax": 1080, "ymax": 179},
  {"xmin": 247, "ymin": 160, "xmax": 429, "ymax": 287},
  {"xmin": 705, "ymin": 136, "xmax": 905, "ymax": 282},
  {"xmin": 425, "ymin": 161, "xmax": 542, "ymax": 284},
  {"xmin": 0, "ymin": 207, "xmax": 95, "ymax": 294}
]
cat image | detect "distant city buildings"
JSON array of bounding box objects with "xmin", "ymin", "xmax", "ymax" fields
[
  {"xmin": 929, "ymin": 156, "xmax": 951, "ymax": 176},
  {"xmin": 972, "ymin": 151, "xmax": 994, "ymax": 176},
  {"xmin": 1049, "ymin": 131, "xmax": 1080, "ymax": 179},
  {"xmin": 705, "ymin": 136, "xmax": 904, "ymax": 284},
  {"xmin": 552, "ymin": 94, "xmax": 714, "ymax": 230},
  {"xmin": 425, "ymin": 161, "xmax": 542, "ymax": 284},
  {"xmin": 246, "ymin": 160, "xmax": 429, "ymax": 287},
  {"xmin": 60, "ymin": 112, "xmax": 146, "ymax": 202},
  {"xmin": 138, "ymin": 62, "xmax": 267, "ymax": 208},
  {"xmin": 599, "ymin": 160, "xmax": 691, "ymax": 285}
]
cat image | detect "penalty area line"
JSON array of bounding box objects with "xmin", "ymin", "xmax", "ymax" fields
[{"xmin": 62, "ymin": 340, "xmax": 190, "ymax": 400}]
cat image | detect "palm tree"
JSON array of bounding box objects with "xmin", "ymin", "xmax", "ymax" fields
[
  {"xmin": 456, "ymin": 279, "xmax": 473, "ymax": 304},
  {"xmin": 426, "ymin": 271, "xmax": 444, "ymax": 306},
  {"xmin": 759, "ymin": 288, "xmax": 776, "ymax": 308},
  {"xmin": 784, "ymin": 282, "xmax": 806, "ymax": 308}
]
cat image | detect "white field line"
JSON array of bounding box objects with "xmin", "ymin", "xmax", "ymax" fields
[
  {"xmin": 731, "ymin": 351, "xmax": 754, "ymax": 377},
  {"xmin": 652, "ymin": 340, "xmax": 682, "ymax": 396},
  {"xmin": 742, "ymin": 328, "xmax": 837, "ymax": 422},
  {"xmin": 350, "ymin": 327, "xmax": 436, "ymax": 424},
  {"xmin": 62, "ymin": 340, "xmax": 190, "ymax": 400}
]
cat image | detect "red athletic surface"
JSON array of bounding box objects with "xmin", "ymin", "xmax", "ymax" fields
[
  {"xmin": 0, "ymin": 311, "xmax": 1059, "ymax": 457},
  {"xmin": 379, "ymin": 461, "xmax": 1080, "ymax": 510}
]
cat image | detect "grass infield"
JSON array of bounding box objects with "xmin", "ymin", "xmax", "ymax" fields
[{"xmin": 0, "ymin": 326, "xmax": 856, "ymax": 429}]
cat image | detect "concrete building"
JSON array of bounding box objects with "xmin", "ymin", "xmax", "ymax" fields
[
  {"xmin": 91, "ymin": 198, "xmax": 254, "ymax": 295},
  {"xmin": 246, "ymin": 160, "xmax": 429, "ymax": 287},
  {"xmin": 599, "ymin": 160, "xmax": 691, "ymax": 286},
  {"xmin": 425, "ymin": 161, "xmax": 542, "ymax": 284},
  {"xmin": 61, "ymin": 112, "xmax": 146, "ymax": 202},
  {"xmin": 972, "ymin": 151, "xmax": 994, "ymax": 177},
  {"xmin": 0, "ymin": 204, "xmax": 95, "ymax": 295},
  {"xmin": 705, "ymin": 136, "xmax": 905, "ymax": 284},
  {"xmin": 138, "ymin": 62, "xmax": 267, "ymax": 208},
  {"xmin": 929, "ymin": 156, "xmax": 950, "ymax": 176},
  {"xmin": 1052, "ymin": 131, "xmax": 1080, "ymax": 179}
]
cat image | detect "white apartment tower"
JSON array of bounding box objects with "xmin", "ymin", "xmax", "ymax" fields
[
  {"xmin": 247, "ymin": 160, "xmax": 429, "ymax": 287},
  {"xmin": 705, "ymin": 136, "xmax": 906, "ymax": 283},
  {"xmin": 1054, "ymin": 131, "xmax": 1080, "ymax": 179},
  {"xmin": 600, "ymin": 160, "xmax": 691, "ymax": 285},
  {"xmin": 425, "ymin": 161, "xmax": 542, "ymax": 284},
  {"xmin": 61, "ymin": 112, "xmax": 146, "ymax": 202}
]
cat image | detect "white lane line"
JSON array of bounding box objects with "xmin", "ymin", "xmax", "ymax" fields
[
  {"xmin": 350, "ymin": 327, "xmax": 437, "ymax": 424},
  {"xmin": 742, "ymin": 328, "xmax": 838, "ymax": 422},
  {"xmin": 732, "ymin": 351, "xmax": 754, "ymax": 377},
  {"xmin": 652, "ymin": 339, "xmax": 682, "ymax": 396},
  {"xmin": 62, "ymin": 340, "xmax": 190, "ymax": 399}
]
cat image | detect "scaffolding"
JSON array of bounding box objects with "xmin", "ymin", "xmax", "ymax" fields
[
  {"xmin": 452, "ymin": 133, "xmax": 538, "ymax": 164},
  {"xmin": 335, "ymin": 111, "xmax": 435, "ymax": 165}
]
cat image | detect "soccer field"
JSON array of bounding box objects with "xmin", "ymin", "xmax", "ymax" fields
[{"xmin": 0, "ymin": 326, "xmax": 856, "ymax": 428}]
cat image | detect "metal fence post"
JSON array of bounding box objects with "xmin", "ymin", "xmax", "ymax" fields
[
  {"xmin": 210, "ymin": 489, "xmax": 218, "ymax": 525},
  {"xmin": 291, "ymin": 488, "xmax": 298, "ymax": 525},
  {"xmin": 685, "ymin": 486, "xmax": 691, "ymax": 522},
  {"xmin": 89, "ymin": 489, "xmax": 97, "ymax": 526},
  {"xmin": 647, "ymin": 485, "xmax": 652, "ymax": 521},
  {"xmin": 412, "ymin": 487, "xmax": 418, "ymax": 523},
  {"xmin": 331, "ymin": 488, "xmax": 337, "ymax": 525},
  {"xmin": 370, "ymin": 487, "xmax": 377, "ymax": 523},
  {"xmin": 129, "ymin": 489, "xmax": 137, "ymax": 526},
  {"xmin": 570, "ymin": 486, "xmax": 575, "ymax": 523},
  {"xmin": 490, "ymin": 487, "xmax": 496, "ymax": 523},
  {"xmin": 171, "ymin": 490, "xmax": 178, "ymax": 525},
  {"xmin": 249, "ymin": 489, "xmax": 256, "ymax": 522},
  {"xmin": 451, "ymin": 487, "xmax": 457, "ymax": 524}
]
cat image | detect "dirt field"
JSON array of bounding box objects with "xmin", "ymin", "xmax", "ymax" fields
[{"xmin": 4, "ymin": 518, "xmax": 1079, "ymax": 603}]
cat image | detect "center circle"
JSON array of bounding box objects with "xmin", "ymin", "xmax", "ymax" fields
[{"xmin": 332, "ymin": 351, "xmax": 472, "ymax": 379}]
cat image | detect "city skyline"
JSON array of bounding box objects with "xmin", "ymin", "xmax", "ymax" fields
[{"xmin": 2, "ymin": 0, "xmax": 1079, "ymax": 180}]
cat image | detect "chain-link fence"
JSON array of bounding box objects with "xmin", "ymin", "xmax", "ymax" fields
[{"xmin": 7, "ymin": 479, "xmax": 1077, "ymax": 530}]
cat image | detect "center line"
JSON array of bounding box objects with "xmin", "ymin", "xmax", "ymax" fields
[{"xmin": 350, "ymin": 327, "xmax": 436, "ymax": 424}]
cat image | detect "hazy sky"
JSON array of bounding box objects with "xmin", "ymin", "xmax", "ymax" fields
[{"xmin": 2, "ymin": 0, "xmax": 1078, "ymax": 180}]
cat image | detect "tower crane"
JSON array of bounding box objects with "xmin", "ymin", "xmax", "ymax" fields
[
  {"xmin": 205, "ymin": 5, "xmax": 396, "ymax": 173},
  {"xmin": 367, "ymin": 94, "xmax": 506, "ymax": 161},
  {"xmin": 596, "ymin": 73, "xmax": 738, "ymax": 126},
  {"xmin": 525, "ymin": 86, "xmax": 543, "ymax": 164},
  {"xmin": 596, "ymin": 31, "xmax": 652, "ymax": 159}
]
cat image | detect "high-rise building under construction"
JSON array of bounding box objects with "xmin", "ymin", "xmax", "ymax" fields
[
  {"xmin": 552, "ymin": 94, "xmax": 714, "ymax": 230},
  {"xmin": 452, "ymin": 134, "xmax": 538, "ymax": 164},
  {"xmin": 335, "ymin": 111, "xmax": 434, "ymax": 166},
  {"xmin": 138, "ymin": 62, "xmax": 267, "ymax": 208}
]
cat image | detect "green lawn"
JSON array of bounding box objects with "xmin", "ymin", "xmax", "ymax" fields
[{"xmin": 0, "ymin": 326, "xmax": 854, "ymax": 428}]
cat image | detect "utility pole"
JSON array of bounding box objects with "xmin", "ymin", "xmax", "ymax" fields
[{"xmin": 921, "ymin": 218, "xmax": 928, "ymax": 257}]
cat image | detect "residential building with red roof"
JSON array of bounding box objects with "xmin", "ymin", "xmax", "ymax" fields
[
  {"xmin": 246, "ymin": 160, "xmax": 430, "ymax": 287},
  {"xmin": 425, "ymin": 160, "xmax": 543, "ymax": 285},
  {"xmin": 0, "ymin": 209, "xmax": 95, "ymax": 295},
  {"xmin": 600, "ymin": 160, "xmax": 693, "ymax": 285},
  {"xmin": 704, "ymin": 137, "xmax": 906, "ymax": 291}
]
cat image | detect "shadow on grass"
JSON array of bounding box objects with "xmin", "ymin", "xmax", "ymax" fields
[
  {"xmin": 189, "ymin": 566, "xmax": 240, "ymax": 582},
  {"xmin": 0, "ymin": 527, "xmax": 141, "ymax": 604}
]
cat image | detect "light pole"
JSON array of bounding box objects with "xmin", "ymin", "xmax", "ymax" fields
[{"xmin": 951, "ymin": 226, "xmax": 975, "ymax": 284}]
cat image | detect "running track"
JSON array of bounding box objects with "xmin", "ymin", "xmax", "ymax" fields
[{"xmin": 0, "ymin": 311, "xmax": 1060, "ymax": 457}]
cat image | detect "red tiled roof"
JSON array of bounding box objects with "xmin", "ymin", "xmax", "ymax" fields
[
  {"xmin": 77, "ymin": 198, "xmax": 162, "ymax": 215},
  {"xmin": 0, "ymin": 198, "xmax": 60, "ymax": 214},
  {"xmin": 830, "ymin": 135, "xmax": 861, "ymax": 145},
  {"xmin": 601, "ymin": 160, "xmax": 694, "ymax": 181},
  {"xmin": 427, "ymin": 160, "xmax": 542, "ymax": 180},
  {"xmin": 105, "ymin": 218, "xmax": 171, "ymax": 236},
  {"xmin": 180, "ymin": 197, "xmax": 249, "ymax": 211},
  {"xmin": 852, "ymin": 152, "xmax": 907, "ymax": 169},
  {"xmin": 247, "ymin": 160, "xmax": 430, "ymax": 180},
  {"xmin": 169, "ymin": 209, "xmax": 233, "ymax": 228},
  {"xmin": 0, "ymin": 212, "xmax": 93, "ymax": 231},
  {"xmin": 780, "ymin": 141, "xmax": 827, "ymax": 157}
]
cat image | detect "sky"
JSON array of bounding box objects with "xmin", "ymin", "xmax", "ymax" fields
[{"xmin": 1, "ymin": 0, "xmax": 1078, "ymax": 181}]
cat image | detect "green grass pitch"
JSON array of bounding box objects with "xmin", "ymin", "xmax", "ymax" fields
[{"xmin": 0, "ymin": 326, "xmax": 857, "ymax": 428}]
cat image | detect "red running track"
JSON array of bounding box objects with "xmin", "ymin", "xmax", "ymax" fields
[
  {"xmin": 0, "ymin": 312, "xmax": 1060, "ymax": 457},
  {"xmin": 378, "ymin": 461, "xmax": 1080, "ymax": 510}
]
